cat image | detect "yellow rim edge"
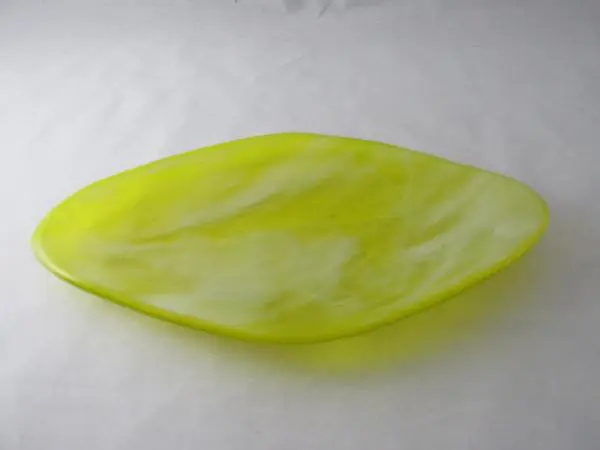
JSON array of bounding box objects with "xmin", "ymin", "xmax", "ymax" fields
[{"xmin": 31, "ymin": 133, "xmax": 551, "ymax": 344}]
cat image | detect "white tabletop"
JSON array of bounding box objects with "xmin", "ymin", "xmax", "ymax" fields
[{"xmin": 2, "ymin": 1, "xmax": 600, "ymax": 449}]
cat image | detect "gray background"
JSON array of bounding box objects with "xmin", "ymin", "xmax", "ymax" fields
[{"xmin": 1, "ymin": 1, "xmax": 599, "ymax": 449}]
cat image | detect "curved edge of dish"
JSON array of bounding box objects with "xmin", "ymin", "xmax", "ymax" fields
[{"xmin": 31, "ymin": 132, "xmax": 551, "ymax": 344}]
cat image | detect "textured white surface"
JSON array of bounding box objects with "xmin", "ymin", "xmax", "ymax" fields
[
  {"xmin": 1, "ymin": 0, "xmax": 600, "ymax": 449},
  {"xmin": 238, "ymin": 0, "xmax": 387, "ymax": 13}
]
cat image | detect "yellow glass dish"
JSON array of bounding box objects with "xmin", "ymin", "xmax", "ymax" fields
[{"xmin": 33, "ymin": 133, "xmax": 549, "ymax": 343}]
